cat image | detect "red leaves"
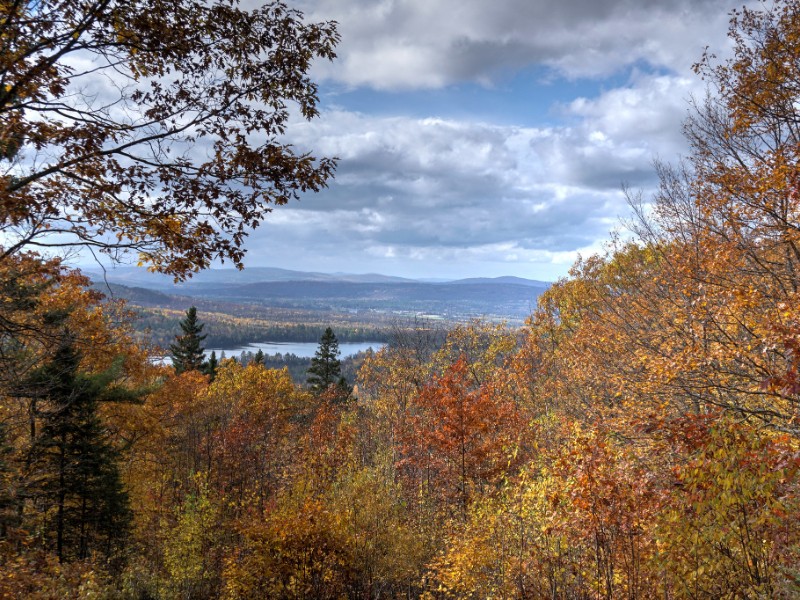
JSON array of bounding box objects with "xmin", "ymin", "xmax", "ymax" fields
[{"xmin": 398, "ymin": 357, "xmax": 524, "ymax": 511}]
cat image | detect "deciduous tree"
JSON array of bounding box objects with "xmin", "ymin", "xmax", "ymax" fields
[
  {"xmin": 400, "ymin": 358, "xmax": 524, "ymax": 518},
  {"xmin": 0, "ymin": 0, "xmax": 338, "ymax": 277}
]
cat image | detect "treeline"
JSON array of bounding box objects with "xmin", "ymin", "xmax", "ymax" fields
[
  {"xmin": 224, "ymin": 349, "xmax": 372, "ymax": 388},
  {"xmin": 5, "ymin": 270, "xmax": 799, "ymax": 598},
  {"xmin": 133, "ymin": 307, "xmax": 391, "ymax": 349}
]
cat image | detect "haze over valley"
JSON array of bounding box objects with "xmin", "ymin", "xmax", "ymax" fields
[{"xmin": 88, "ymin": 266, "xmax": 550, "ymax": 351}]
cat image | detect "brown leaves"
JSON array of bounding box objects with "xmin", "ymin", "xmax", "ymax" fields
[{"xmin": 1, "ymin": 0, "xmax": 339, "ymax": 278}]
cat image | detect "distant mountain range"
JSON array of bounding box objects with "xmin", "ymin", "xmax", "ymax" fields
[
  {"xmin": 447, "ymin": 276, "xmax": 549, "ymax": 287},
  {"xmin": 87, "ymin": 267, "xmax": 551, "ymax": 321},
  {"xmin": 85, "ymin": 266, "xmax": 549, "ymax": 288}
]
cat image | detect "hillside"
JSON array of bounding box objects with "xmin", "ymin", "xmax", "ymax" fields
[{"xmin": 88, "ymin": 268, "xmax": 550, "ymax": 321}]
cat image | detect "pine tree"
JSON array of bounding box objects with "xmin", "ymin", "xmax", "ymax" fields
[
  {"xmin": 253, "ymin": 349, "xmax": 265, "ymax": 365},
  {"xmin": 307, "ymin": 327, "xmax": 347, "ymax": 395},
  {"xmin": 27, "ymin": 340, "xmax": 133, "ymax": 562},
  {"xmin": 169, "ymin": 307, "xmax": 207, "ymax": 374},
  {"xmin": 204, "ymin": 350, "xmax": 219, "ymax": 381}
]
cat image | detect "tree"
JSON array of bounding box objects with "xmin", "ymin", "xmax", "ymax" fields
[
  {"xmin": 399, "ymin": 358, "xmax": 523, "ymax": 518},
  {"xmin": 0, "ymin": 0, "xmax": 338, "ymax": 278},
  {"xmin": 204, "ymin": 350, "xmax": 218, "ymax": 380},
  {"xmin": 25, "ymin": 339, "xmax": 134, "ymax": 562},
  {"xmin": 597, "ymin": 0, "xmax": 800, "ymax": 430},
  {"xmin": 307, "ymin": 327, "xmax": 345, "ymax": 394},
  {"xmin": 253, "ymin": 349, "xmax": 265, "ymax": 366},
  {"xmin": 169, "ymin": 307, "xmax": 207, "ymax": 374}
]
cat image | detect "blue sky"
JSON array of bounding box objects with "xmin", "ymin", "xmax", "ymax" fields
[{"xmin": 212, "ymin": 1, "xmax": 754, "ymax": 281}]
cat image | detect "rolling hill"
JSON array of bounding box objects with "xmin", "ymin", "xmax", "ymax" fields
[{"xmin": 87, "ymin": 267, "xmax": 550, "ymax": 321}]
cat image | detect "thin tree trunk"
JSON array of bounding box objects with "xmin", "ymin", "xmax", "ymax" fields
[{"xmin": 56, "ymin": 429, "xmax": 66, "ymax": 562}]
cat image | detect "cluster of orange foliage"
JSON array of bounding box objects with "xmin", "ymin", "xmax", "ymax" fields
[{"xmin": 4, "ymin": 1, "xmax": 800, "ymax": 598}]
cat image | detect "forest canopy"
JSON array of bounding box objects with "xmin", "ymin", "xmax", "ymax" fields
[{"xmin": 4, "ymin": 1, "xmax": 800, "ymax": 599}]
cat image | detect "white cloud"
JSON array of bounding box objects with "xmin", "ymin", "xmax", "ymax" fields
[
  {"xmin": 250, "ymin": 73, "xmax": 693, "ymax": 277},
  {"xmin": 298, "ymin": 0, "xmax": 745, "ymax": 90},
  {"xmin": 233, "ymin": 0, "xmax": 759, "ymax": 280}
]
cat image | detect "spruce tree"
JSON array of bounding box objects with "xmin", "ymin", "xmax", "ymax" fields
[
  {"xmin": 253, "ymin": 349, "xmax": 265, "ymax": 365},
  {"xmin": 307, "ymin": 327, "xmax": 345, "ymax": 394},
  {"xmin": 27, "ymin": 340, "xmax": 133, "ymax": 562},
  {"xmin": 169, "ymin": 307, "xmax": 207, "ymax": 374},
  {"xmin": 204, "ymin": 350, "xmax": 219, "ymax": 380}
]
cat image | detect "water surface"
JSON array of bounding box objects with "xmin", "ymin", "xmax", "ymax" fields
[{"xmin": 206, "ymin": 341, "xmax": 385, "ymax": 359}]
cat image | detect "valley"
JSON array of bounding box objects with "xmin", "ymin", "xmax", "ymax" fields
[{"xmin": 89, "ymin": 266, "xmax": 550, "ymax": 351}]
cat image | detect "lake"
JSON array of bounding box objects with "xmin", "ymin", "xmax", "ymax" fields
[{"xmin": 205, "ymin": 341, "xmax": 385, "ymax": 359}]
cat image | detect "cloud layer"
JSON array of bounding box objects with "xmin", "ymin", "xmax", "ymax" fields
[
  {"xmin": 301, "ymin": 0, "xmax": 739, "ymax": 89},
  {"xmin": 236, "ymin": 0, "xmax": 754, "ymax": 280}
]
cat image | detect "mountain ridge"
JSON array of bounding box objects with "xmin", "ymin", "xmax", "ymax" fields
[{"xmin": 83, "ymin": 266, "xmax": 551, "ymax": 289}]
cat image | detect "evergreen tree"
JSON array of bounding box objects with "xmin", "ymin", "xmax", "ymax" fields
[
  {"xmin": 204, "ymin": 350, "xmax": 219, "ymax": 381},
  {"xmin": 26, "ymin": 340, "xmax": 133, "ymax": 562},
  {"xmin": 169, "ymin": 307, "xmax": 207, "ymax": 374},
  {"xmin": 253, "ymin": 349, "xmax": 265, "ymax": 365},
  {"xmin": 307, "ymin": 327, "xmax": 346, "ymax": 394}
]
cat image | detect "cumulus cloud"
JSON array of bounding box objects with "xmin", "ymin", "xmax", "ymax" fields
[
  {"xmin": 251, "ymin": 69, "xmax": 693, "ymax": 279},
  {"xmin": 297, "ymin": 0, "xmax": 744, "ymax": 90},
  {"xmin": 232, "ymin": 0, "xmax": 757, "ymax": 279}
]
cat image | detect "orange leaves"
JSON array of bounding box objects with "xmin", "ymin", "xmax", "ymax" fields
[{"xmin": 399, "ymin": 357, "xmax": 525, "ymax": 514}]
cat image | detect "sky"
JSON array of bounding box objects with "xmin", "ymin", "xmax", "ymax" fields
[
  {"xmin": 108, "ymin": 0, "xmax": 756, "ymax": 281},
  {"xmin": 236, "ymin": 0, "xmax": 756, "ymax": 282}
]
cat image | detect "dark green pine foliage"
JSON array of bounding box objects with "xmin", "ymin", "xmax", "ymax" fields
[
  {"xmin": 27, "ymin": 340, "xmax": 133, "ymax": 562},
  {"xmin": 253, "ymin": 349, "xmax": 265, "ymax": 365},
  {"xmin": 169, "ymin": 306, "xmax": 207, "ymax": 374},
  {"xmin": 307, "ymin": 327, "xmax": 351, "ymax": 399},
  {"xmin": 204, "ymin": 350, "xmax": 219, "ymax": 380}
]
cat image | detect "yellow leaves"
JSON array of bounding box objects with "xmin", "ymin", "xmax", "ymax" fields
[
  {"xmin": 157, "ymin": 215, "xmax": 183, "ymax": 236},
  {"xmin": 163, "ymin": 476, "xmax": 221, "ymax": 596},
  {"xmin": 207, "ymin": 359, "xmax": 297, "ymax": 413},
  {"xmin": 652, "ymin": 416, "xmax": 800, "ymax": 596}
]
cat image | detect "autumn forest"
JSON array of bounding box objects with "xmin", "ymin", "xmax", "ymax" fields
[{"xmin": 3, "ymin": 0, "xmax": 800, "ymax": 598}]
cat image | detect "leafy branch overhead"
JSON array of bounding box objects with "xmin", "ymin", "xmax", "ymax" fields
[{"xmin": 0, "ymin": 0, "xmax": 339, "ymax": 278}]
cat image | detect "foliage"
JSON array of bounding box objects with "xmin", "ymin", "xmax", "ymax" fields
[
  {"xmin": 5, "ymin": 1, "xmax": 800, "ymax": 597},
  {"xmin": 169, "ymin": 306, "xmax": 207, "ymax": 375},
  {"xmin": 163, "ymin": 477, "xmax": 223, "ymax": 599},
  {"xmin": 0, "ymin": 254, "xmax": 152, "ymax": 594},
  {"xmin": 25, "ymin": 341, "xmax": 134, "ymax": 563},
  {"xmin": 399, "ymin": 358, "xmax": 525, "ymax": 518},
  {"xmin": 0, "ymin": 0, "xmax": 338, "ymax": 277},
  {"xmin": 307, "ymin": 327, "xmax": 349, "ymax": 397},
  {"xmin": 655, "ymin": 415, "xmax": 800, "ymax": 598}
]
